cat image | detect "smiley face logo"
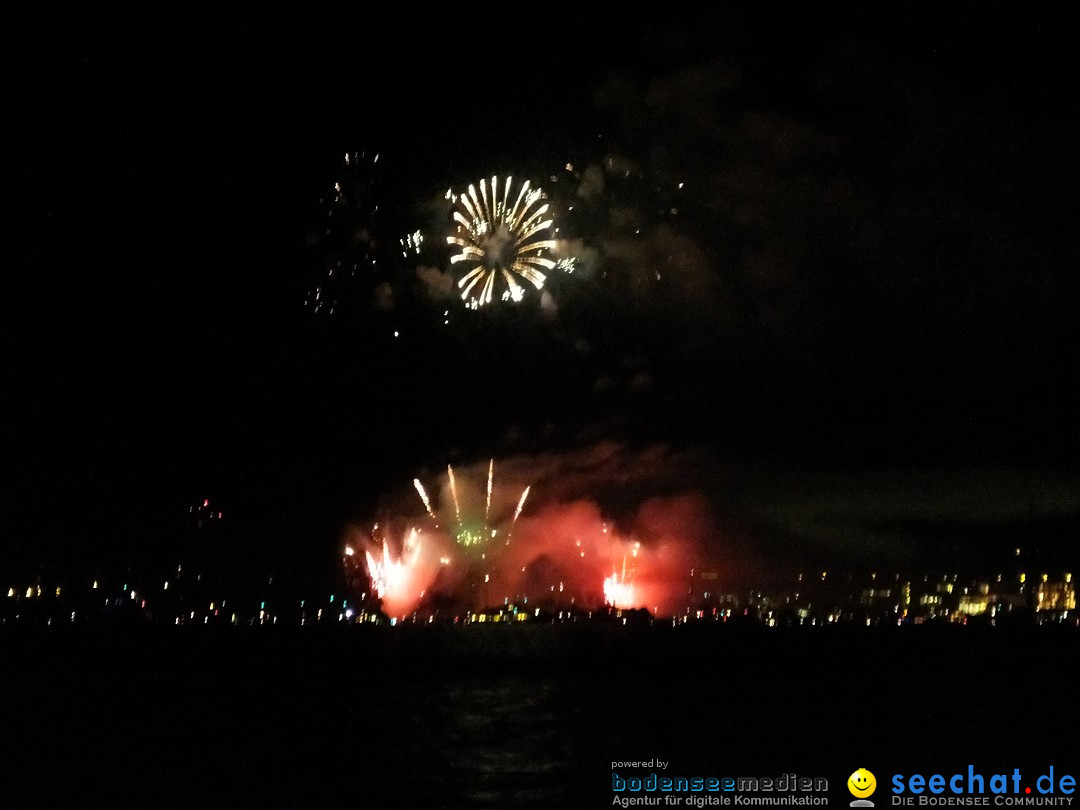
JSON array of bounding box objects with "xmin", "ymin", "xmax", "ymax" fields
[{"xmin": 848, "ymin": 768, "xmax": 877, "ymax": 799}]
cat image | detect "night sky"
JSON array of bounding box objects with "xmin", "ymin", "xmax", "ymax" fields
[{"xmin": 6, "ymin": 5, "xmax": 1079, "ymax": 581}]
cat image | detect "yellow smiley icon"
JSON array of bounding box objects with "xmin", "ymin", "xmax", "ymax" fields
[{"xmin": 848, "ymin": 768, "xmax": 877, "ymax": 798}]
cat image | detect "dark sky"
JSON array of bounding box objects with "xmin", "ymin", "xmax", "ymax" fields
[{"xmin": 6, "ymin": 5, "xmax": 1080, "ymax": 574}]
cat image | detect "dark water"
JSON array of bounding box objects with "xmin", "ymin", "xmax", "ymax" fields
[{"xmin": 2, "ymin": 624, "xmax": 1076, "ymax": 808}]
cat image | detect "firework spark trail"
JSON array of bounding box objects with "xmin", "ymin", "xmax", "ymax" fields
[
  {"xmin": 485, "ymin": 459, "xmax": 493, "ymax": 523},
  {"xmin": 511, "ymin": 486, "xmax": 530, "ymax": 531},
  {"xmin": 413, "ymin": 479, "xmax": 436, "ymax": 522},
  {"xmin": 447, "ymin": 465, "xmax": 461, "ymax": 525}
]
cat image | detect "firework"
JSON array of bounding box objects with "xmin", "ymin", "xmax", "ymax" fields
[
  {"xmin": 363, "ymin": 528, "xmax": 426, "ymax": 617},
  {"xmin": 485, "ymin": 459, "xmax": 493, "ymax": 523},
  {"xmin": 447, "ymin": 465, "xmax": 461, "ymax": 524},
  {"xmin": 304, "ymin": 151, "xmax": 381, "ymax": 318},
  {"xmin": 603, "ymin": 544, "xmax": 641, "ymax": 609},
  {"xmin": 454, "ymin": 525, "xmax": 489, "ymax": 548},
  {"xmin": 400, "ymin": 229, "xmax": 424, "ymax": 258},
  {"xmin": 390, "ymin": 458, "xmax": 711, "ymax": 617},
  {"xmin": 512, "ymin": 486, "xmax": 530, "ymax": 528},
  {"xmin": 411, "ymin": 463, "xmax": 531, "ymax": 550},
  {"xmin": 413, "ymin": 479, "xmax": 436, "ymax": 522},
  {"xmin": 501, "ymin": 485, "xmax": 531, "ymax": 547},
  {"xmin": 446, "ymin": 175, "xmax": 557, "ymax": 306},
  {"xmin": 603, "ymin": 572, "xmax": 636, "ymax": 609},
  {"xmin": 355, "ymin": 470, "xmax": 707, "ymax": 617}
]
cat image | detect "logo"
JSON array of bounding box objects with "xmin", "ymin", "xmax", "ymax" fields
[
  {"xmin": 890, "ymin": 765, "xmax": 1077, "ymax": 803},
  {"xmin": 848, "ymin": 768, "xmax": 877, "ymax": 807}
]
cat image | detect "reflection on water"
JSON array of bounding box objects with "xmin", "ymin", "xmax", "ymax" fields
[
  {"xmin": 365, "ymin": 676, "xmax": 582, "ymax": 808},
  {"xmin": 2, "ymin": 625, "xmax": 1077, "ymax": 808}
]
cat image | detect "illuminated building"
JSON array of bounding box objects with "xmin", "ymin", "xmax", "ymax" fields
[
  {"xmin": 859, "ymin": 587, "xmax": 892, "ymax": 606},
  {"xmin": 1036, "ymin": 574, "xmax": 1075, "ymax": 614},
  {"xmin": 957, "ymin": 595, "xmax": 989, "ymax": 616}
]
